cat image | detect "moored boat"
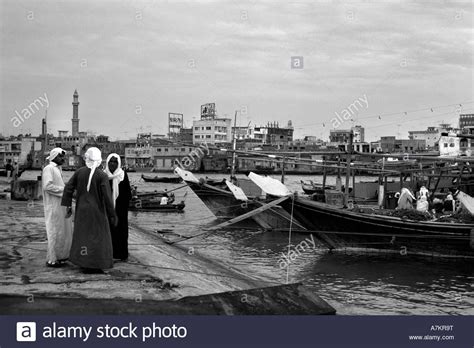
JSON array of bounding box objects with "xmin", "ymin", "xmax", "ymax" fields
[
  {"xmin": 280, "ymin": 195, "xmax": 474, "ymax": 259},
  {"xmin": 129, "ymin": 199, "xmax": 185, "ymax": 212},
  {"xmin": 141, "ymin": 174, "xmax": 182, "ymax": 183},
  {"xmin": 300, "ymin": 180, "xmax": 336, "ymax": 195},
  {"xmin": 174, "ymin": 167, "xmax": 306, "ymax": 230}
]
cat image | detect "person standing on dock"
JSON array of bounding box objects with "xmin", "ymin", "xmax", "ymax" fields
[
  {"xmin": 61, "ymin": 147, "xmax": 117, "ymax": 274},
  {"xmin": 42, "ymin": 148, "xmax": 72, "ymax": 267},
  {"xmin": 104, "ymin": 153, "xmax": 132, "ymax": 261}
]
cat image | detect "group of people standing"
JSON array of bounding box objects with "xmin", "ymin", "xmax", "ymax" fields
[{"xmin": 42, "ymin": 147, "xmax": 131, "ymax": 273}]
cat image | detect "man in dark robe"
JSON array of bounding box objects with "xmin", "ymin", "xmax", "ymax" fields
[
  {"xmin": 61, "ymin": 147, "xmax": 117, "ymax": 273},
  {"xmin": 104, "ymin": 153, "xmax": 132, "ymax": 261}
]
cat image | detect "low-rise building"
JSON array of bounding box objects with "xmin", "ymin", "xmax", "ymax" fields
[
  {"xmin": 408, "ymin": 124, "xmax": 457, "ymax": 149},
  {"xmin": 380, "ymin": 136, "xmax": 426, "ymax": 153}
]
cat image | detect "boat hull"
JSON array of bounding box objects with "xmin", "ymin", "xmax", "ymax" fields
[
  {"xmin": 185, "ymin": 181, "xmax": 304, "ymax": 230},
  {"xmin": 281, "ymin": 197, "xmax": 474, "ymax": 259},
  {"xmin": 129, "ymin": 200, "xmax": 185, "ymax": 212}
]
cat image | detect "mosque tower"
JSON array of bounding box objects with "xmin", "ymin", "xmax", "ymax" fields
[{"xmin": 72, "ymin": 89, "xmax": 79, "ymax": 136}]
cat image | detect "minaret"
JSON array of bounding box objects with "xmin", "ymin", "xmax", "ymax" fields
[{"xmin": 72, "ymin": 89, "xmax": 79, "ymax": 136}]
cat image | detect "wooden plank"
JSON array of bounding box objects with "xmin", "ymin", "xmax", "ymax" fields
[
  {"xmin": 207, "ymin": 195, "xmax": 291, "ymax": 231},
  {"xmin": 252, "ymin": 201, "xmax": 308, "ymax": 230}
]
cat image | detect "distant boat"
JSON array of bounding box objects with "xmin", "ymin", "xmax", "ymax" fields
[
  {"xmin": 129, "ymin": 189, "xmax": 184, "ymax": 212},
  {"xmin": 129, "ymin": 199, "xmax": 185, "ymax": 212},
  {"xmin": 300, "ymin": 180, "xmax": 335, "ymax": 195},
  {"xmin": 141, "ymin": 174, "xmax": 182, "ymax": 183},
  {"xmin": 253, "ymin": 165, "xmax": 275, "ymax": 175}
]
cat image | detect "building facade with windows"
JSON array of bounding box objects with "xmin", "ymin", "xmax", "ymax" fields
[
  {"xmin": 459, "ymin": 114, "xmax": 474, "ymax": 129},
  {"xmin": 193, "ymin": 118, "xmax": 232, "ymax": 145}
]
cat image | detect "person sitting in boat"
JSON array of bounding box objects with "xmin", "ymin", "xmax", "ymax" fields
[
  {"xmin": 167, "ymin": 192, "xmax": 175, "ymax": 204},
  {"xmin": 416, "ymin": 196, "xmax": 429, "ymax": 213},
  {"xmin": 418, "ymin": 186, "xmax": 429, "ymax": 200},
  {"xmin": 443, "ymin": 193, "xmax": 456, "ymax": 213},
  {"xmin": 397, "ymin": 188, "xmax": 415, "ymax": 210},
  {"xmin": 432, "ymin": 197, "xmax": 444, "ymax": 215},
  {"xmin": 160, "ymin": 196, "xmax": 169, "ymax": 205}
]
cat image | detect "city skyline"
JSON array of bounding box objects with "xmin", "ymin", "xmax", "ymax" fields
[{"xmin": 1, "ymin": 1, "xmax": 473, "ymax": 142}]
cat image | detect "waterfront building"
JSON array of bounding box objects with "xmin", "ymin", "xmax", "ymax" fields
[
  {"xmin": 178, "ymin": 128, "xmax": 193, "ymax": 144},
  {"xmin": 253, "ymin": 121, "xmax": 294, "ymax": 146},
  {"xmin": 459, "ymin": 113, "xmax": 474, "ymax": 129},
  {"xmin": 0, "ymin": 139, "xmax": 41, "ymax": 167},
  {"xmin": 329, "ymin": 125, "xmax": 364, "ymax": 144},
  {"xmin": 408, "ymin": 124, "xmax": 456, "ymax": 149},
  {"xmin": 459, "ymin": 126, "xmax": 474, "ymax": 156},
  {"xmin": 380, "ymin": 136, "xmax": 426, "ymax": 153},
  {"xmin": 193, "ymin": 118, "xmax": 232, "ymax": 145},
  {"xmin": 352, "ymin": 125, "xmax": 365, "ymax": 143}
]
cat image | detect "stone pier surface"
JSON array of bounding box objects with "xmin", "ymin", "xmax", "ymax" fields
[{"xmin": 0, "ymin": 199, "xmax": 335, "ymax": 315}]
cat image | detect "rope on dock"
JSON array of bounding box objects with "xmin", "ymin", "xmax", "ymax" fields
[
  {"xmin": 125, "ymin": 260, "xmax": 279, "ymax": 284},
  {"xmin": 285, "ymin": 194, "xmax": 295, "ymax": 284}
]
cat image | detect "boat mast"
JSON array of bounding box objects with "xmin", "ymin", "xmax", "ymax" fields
[
  {"xmin": 43, "ymin": 109, "xmax": 48, "ymax": 168},
  {"xmin": 231, "ymin": 110, "xmax": 237, "ymax": 180},
  {"xmin": 281, "ymin": 155, "xmax": 286, "ymax": 184},
  {"xmin": 344, "ymin": 131, "xmax": 353, "ymax": 207}
]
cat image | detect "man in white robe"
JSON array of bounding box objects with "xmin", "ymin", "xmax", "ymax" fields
[{"xmin": 42, "ymin": 148, "xmax": 73, "ymax": 267}]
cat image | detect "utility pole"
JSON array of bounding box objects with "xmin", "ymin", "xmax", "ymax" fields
[
  {"xmin": 43, "ymin": 109, "xmax": 48, "ymax": 168},
  {"xmin": 231, "ymin": 110, "xmax": 238, "ymax": 180},
  {"xmin": 344, "ymin": 131, "xmax": 353, "ymax": 207}
]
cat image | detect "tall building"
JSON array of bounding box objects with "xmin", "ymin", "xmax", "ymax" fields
[
  {"xmin": 72, "ymin": 90, "xmax": 80, "ymax": 136},
  {"xmin": 352, "ymin": 125, "xmax": 365, "ymax": 143},
  {"xmin": 193, "ymin": 118, "xmax": 232, "ymax": 145},
  {"xmin": 459, "ymin": 114, "xmax": 474, "ymax": 129}
]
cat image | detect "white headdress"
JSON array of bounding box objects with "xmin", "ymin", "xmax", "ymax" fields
[
  {"xmin": 104, "ymin": 153, "xmax": 124, "ymax": 207},
  {"xmin": 84, "ymin": 147, "xmax": 102, "ymax": 192}
]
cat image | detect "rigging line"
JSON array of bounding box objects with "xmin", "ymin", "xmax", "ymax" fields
[
  {"xmin": 295, "ymin": 101, "xmax": 474, "ymax": 128},
  {"xmin": 356, "ymin": 102, "xmax": 473, "ymax": 121},
  {"xmin": 293, "ymin": 107, "xmax": 474, "ymax": 130},
  {"xmin": 363, "ymin": 109, "xmax": 474, "ymax": 129},
  {"xmin": 0, "ymin": 233, "xmax": 46, "ymax": 241},
  {"xmin": 285, "ymin": 193, "xmax": 295, "ymax": 285},
  {"xmin": 125, "ymin": 260, "xmax": 273, "ymax": 283}
]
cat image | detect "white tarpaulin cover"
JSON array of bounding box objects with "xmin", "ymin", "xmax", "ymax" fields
[
  {"xmin": 174, "ymin": 167, "xmax": 199, "ymax": 183},
  {"xmin": 248, "ymin": 172, "xmax": 292, "ymax": 197},
  {"xmin": 225, "ymin": 180, "xmax": 248, "ymax": 201},
  {"xmin": 456, "ymin": 191, "xmax": 474, "ymax": 216}
]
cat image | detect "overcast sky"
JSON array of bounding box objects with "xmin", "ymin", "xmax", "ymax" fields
[{"xmin": 1, "ymin": 0, "xmax": 472, "ymax": 142}]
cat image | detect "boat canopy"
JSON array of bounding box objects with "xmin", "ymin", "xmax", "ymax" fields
[
  {"xmin": 174, "ymin": 167, "xmax": 199, "ymax": 183},
  {"xmin": 225, "ymin": 180, "xmax": 248, "ymax": 201},
  {"xmin": 248, "ymin": 172, "xmax": 292, "ymax": 197},
  {"xmin": 456, "ymin": 191, "xmax": 474, "ymax": 216}
]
